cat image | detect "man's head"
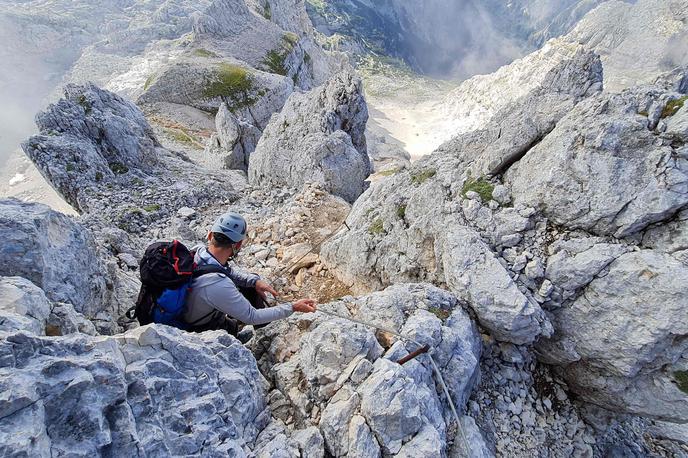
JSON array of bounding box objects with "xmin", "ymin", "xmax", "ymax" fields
[{"xmin": 208, "ymin": 211, "xmax": 247, "ymax": 261}]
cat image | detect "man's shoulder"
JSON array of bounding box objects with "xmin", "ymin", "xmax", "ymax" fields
[{"xmin": 191, "ymin": 272, "xmax": 236, "ymax": 289}]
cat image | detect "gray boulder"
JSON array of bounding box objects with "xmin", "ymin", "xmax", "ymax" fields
[
  {"xmin": 204, "ymin": 102, "xmax": 264, "ymax": 171},
  {"xmin": 22, "ymin": 83, "xmax": 160, "ymax": 212},
  {"xmin": 0, "ymin": 276, "xmax": 51, "ymax": 335},
  {"xmin": 0, "ymin": 199, "xmax": 108, "ymax": 320},
  {"xmin": 506, "ymin": 81, "xmax": 688, "ymax": 238},
  {"xmin": 251, "ymin": 283, "xmax": 484, "ymax": 456},
  {"xmin": 538, "ymin": 250, "xmax": 688, "ymax": 421},
  {"xmin": 248, "ymin": 71, "xmax": 370, "ymax": 203},
  {"xmin": 0, "ymin": 325, "xmax": 268, "ymax": 456},
  {"xmin": 545, "ymin": 238, "xmax": 630, "ymax": 300}
]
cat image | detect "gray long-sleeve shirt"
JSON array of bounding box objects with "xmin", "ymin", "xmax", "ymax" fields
[{"xmin": 184, "ymin": 245, "xmax": 293, "ymax": 326}]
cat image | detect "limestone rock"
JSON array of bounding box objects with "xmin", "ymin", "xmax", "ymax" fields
[
  {"xmin": 322, "ymin": 41, "xmax": 602, "ymax": 344},
  {"xmin": 0, "ymin": 276, "xmax": 51, "ymax": 335},
  {"xmin": 0, "ymin": 199, "xmax": 108, "ymax": 320},
  {"xmin": 538, "ymin": 250, "xmax": 688, "ymax": 421},
  {"xmin": 206, "ymin": 103, "xmax": 263, "ymax": 171},
  {"xmin": 545, "ymin": 238, "xmax": 630, "ymax": 295},
  {"xmin": 22, "ymin": 83, "xmax": 160, "ymax": 212},
  {"xmin": 252, "ymin": 283, "xmax": 484, "ymax": 455},
  {"xmin": 564, "ymin": 0, "xmax": 688, "ymax": 92},
  {"xmin": 642, "ymin": 208, "xmax": 688, "ymax": 265},
  {"xmin": 248, "ymin": 71, "xmax": 370, "ymax": 203},
  {"xmin": 436, "ymin": 39, "xmax": 603, "ymax": 144},
  {"xmin": 0, "ymin": 325, "xmax": 268, "ymax": 456},
  {"xmin": 506, "ymin": 80, "xmax": 688, "ymax": 238},
  {"xmin": 437, "ymin": 42, "xmax": 602, "ymax": 177}
]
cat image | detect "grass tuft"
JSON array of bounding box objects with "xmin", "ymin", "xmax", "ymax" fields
[
  {"xmin": 193, "ymin": 48, "xmax": 219, "ymax": 58},
  {"xmin": 410, "ymin": 168, "xmax": 436, "ymax": 185},
  {"xmin": 461, "ymin": 177, "xmax": 494, "ymax": 202},
  {"xmin": 144, "ymin": 74, "xmax": 156, "ymax": 90},
  {"xmin": 661, "ymin": 96, "xmax": 688, "ymax": 119},
  {"xmin": 369, "ymin": 218, "xmax": 384, "ymax": 235},
  {"xmin": 76, "ymin": 95, "xmax": 92, "ymax": 114},
  {"xmin": 428, "ymin": 306, "xmax": 451, "ymax": 320},
  {"xmin": 261, "ymin": 33, "xmax": 300, "ymax": 76},
  {"xmin": 203, "ymin": 64, "xmax": 257, "ymax": 110},
  {"xmin": 109, "ymin": 162, "xmax": 129, "ymax": 175},
  {"xmin": 396, "ymin": 205, "xmax": 406, "ymax": 219},
  {"xmin": 378, "ymin": 167, "xmax": 401, "ymax": 177},
  {"xmin": 143, "ymin": 204, "xmax": 161, "ymax": 213},
  {"xmin": 674, "ymin": 371, "xmax": 688, "ymax": 394}
]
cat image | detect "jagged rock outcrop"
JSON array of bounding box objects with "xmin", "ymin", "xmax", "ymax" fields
[
  {"xmin": 0, "ymin": 283, "xmax": 486, "ymax": 457},
  {"xmin": 436, "ymin": 42, "xmax": 603, "ymax": 177},
  {"xmin": 251, "ymin": 283, "xmax": 483, "ymax": 456},
  {"xmin": 0, "ymin": 276, "xmax": 96, "ymax": 336},
  {"xmin": 21, "ymin": 83, "xmax": 248, "ymax": 332},
  {"xmin": 564, "ymin": 0, "xmax": 688, "ymax": 92},
  {"xmin": 0, "ymin": 199, "xmax": 108, "ymax": 320},
  {"xmin": 0, "ymin": 276, "xmax": 51, "ymax": 335},
  {"xmin": 248, "ymin": 71, "xmax": 370, "ymax": 203},
  {"xmin": 22, "ymin": 83, "xmax": 245, "ymax": 215},
  {"xmin": 506, "ymin": 73, "xmax": 688, "ymax": 238},
  {"xmin": 539, "ymin": 249, "xmax": 688, "ymax": 422},
  {"xmin": 22, "ymin": 83, "xmax": 160, "ymax": 212},
  {"xmin": 0, "ymin": 325, "xmax": 270, "ymax": 456},
  {"xmin": 322, "ymin": 43, "xmax": 602, "ymax": 344},
  {"xmin": 435, "ymin": 39, "xmax": 603, "ymax": 143},
  {"xmin": 204, "ymin": 102, "xmax": 264, "ymax": 171},
  {"xmin": 139, "ymin": 58, "xmax": 294, "ymax": 123}
]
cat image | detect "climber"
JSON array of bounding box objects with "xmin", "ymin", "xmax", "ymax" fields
[{"xmin": 183, "ymin": 211, "xmax": 318, "ymax": 340}]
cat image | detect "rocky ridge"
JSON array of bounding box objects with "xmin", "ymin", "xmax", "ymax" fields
[
  {"xmin": 2, "ymin": 2, "xmax": 688, "ymax": 457},
  {"xmin": 323, "ymin": 43, "xmax": 688, "ymax": 431}
]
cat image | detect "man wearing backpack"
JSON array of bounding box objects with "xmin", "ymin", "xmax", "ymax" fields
[{"xmin": 183, "ymin": 211, "xmax": 317, "ymax": 338}]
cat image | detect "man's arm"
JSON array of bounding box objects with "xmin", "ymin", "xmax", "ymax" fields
[{"xmin": 204, "ymin": 278, "xmax": 292, "ymax": 325}]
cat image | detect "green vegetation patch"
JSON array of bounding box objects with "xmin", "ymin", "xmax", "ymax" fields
[
  {"xmin": 193, "ymin": 48, "xmax": 219, "ymax": 58},
  {"xmin": 143, "ymin": 204, "xmax": 161, "ymax": 213},
  {"xmin": 674, "ymin": 371, "xmax": 688, "ymax": 394},
  {"xmin": 410, "ymin": 168, "xmax": 436, "ymax": 185},
  {"xmin": 76, "ymin": 95, "xmax": 92, "ymax": 115},
  {"xmin": 369, "ymin": 218, "xmax": 384, "ymax": 235},
  {"xmin": 461, "ymin": 177, "xmax": 494, "ymax": 202},
  {"xmin": 143, "ymin": 74, "xmax": 156, "ymax": 91},
  {"xmin": 396, "ymin": 205, "xmax": 406, "ymax": 219},
  {"xmin": 378, "ymin": 167, "xmax": 401, "ymax": 177},
  {"xmin": 306, "ymin": 0, "xmax": 326, "ymax": 14},
  {"xmin": 109, "ymin": 162, "xmax": 129, "ymax": 175},
  {"xmin": 261, "ymin": 33, "xmax": 300, "ymax": 76},
  {"xmin": 203, "ymin": 63, "xmax": 257, "ymax": 110},
  {"xmin": 164, "ymin": 127, "xmax": 195, "ymax": 144},
  {"xmin": 661, "ymin": 96, "xmax": 688, "ymax": 119},
  {"xmin": 428, "ymin": 306, "xmax": 451, "ymax": 320},
  {"xmin": 263, "ymin": 2, "xmax": 272, "ymax": 19}
]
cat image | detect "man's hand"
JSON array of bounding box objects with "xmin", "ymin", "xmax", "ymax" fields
[
  {"xmin": 255, "ymin": 280, "xmax": 279, "ymax": 299},
  {"xmin": 292, "ymin": 298, "xmax": 317, "ymax": 313}
]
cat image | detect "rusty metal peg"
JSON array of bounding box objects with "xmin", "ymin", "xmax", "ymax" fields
[{"xmin": 396, "ymin": 344, "xmax": 431, "ymax": 365}]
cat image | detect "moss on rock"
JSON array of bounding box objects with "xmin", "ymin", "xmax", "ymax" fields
[{"xmin": 203, "ymin": 63, "xmax": 257, "ymax": 110}]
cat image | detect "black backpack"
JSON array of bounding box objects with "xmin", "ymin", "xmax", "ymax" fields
[{"xmin": 125, "ymin": 240, "xmax": 226, "ymax": 328}]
